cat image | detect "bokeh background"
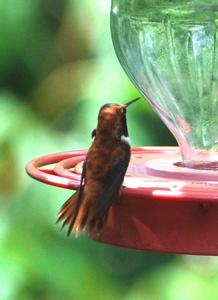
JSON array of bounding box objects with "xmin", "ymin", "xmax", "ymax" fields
[{"xmin": 1, "ymin": 1, "xmax": 218, "ymax": 299}]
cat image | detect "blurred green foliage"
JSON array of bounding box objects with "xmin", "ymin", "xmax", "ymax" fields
[{"xmin": 1, "ymin": 0, "xmax": 217, "ymax": 299}]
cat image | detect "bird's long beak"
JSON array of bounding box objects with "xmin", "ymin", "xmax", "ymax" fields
[{"xmin": 125, "ymin": 97, "xmax": 140, "ymax": 107}]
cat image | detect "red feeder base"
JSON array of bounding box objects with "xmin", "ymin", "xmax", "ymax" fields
[{"xmin": 26, "ymin": 147, "xmax": 218, "ymax": 255}]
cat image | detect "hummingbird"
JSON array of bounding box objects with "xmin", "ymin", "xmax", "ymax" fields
[{"xmin": 56, "ymin": 97, "xmax": 140, "ymax": 237}]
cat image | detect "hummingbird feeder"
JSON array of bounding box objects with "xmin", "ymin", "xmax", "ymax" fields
[{"xmin": 26, "ymin": 0, "xmax": 218, "ymax": 255}]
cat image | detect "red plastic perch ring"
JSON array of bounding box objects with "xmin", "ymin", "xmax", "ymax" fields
[{"xmin": 26, "ymin": 147, "xmax": 218, "ymax": 255}]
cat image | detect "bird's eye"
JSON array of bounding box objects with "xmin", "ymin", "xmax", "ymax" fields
[{"xmin": 121, "ymin": 107, "xmax": 126, "ymax": 114}]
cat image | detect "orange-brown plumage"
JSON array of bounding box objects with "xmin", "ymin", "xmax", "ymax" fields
[{"xmin": 56, "ymin": 98, "xmax": 140, "ymax": 237}]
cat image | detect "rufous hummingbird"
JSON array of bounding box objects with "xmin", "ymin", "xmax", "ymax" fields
[{"xmin": 56, "ymin": 97, "xmax": 140, "ymax": 237}]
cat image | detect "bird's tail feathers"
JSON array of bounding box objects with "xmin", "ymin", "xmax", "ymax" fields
[{"xmin": 56, "ymin": 191, "xmax": 108, "ymax": 237}]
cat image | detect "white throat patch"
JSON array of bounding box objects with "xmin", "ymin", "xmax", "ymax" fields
[{"xmin": 121, "ymin": 135, "xmax": 131, "ymax": 146}]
